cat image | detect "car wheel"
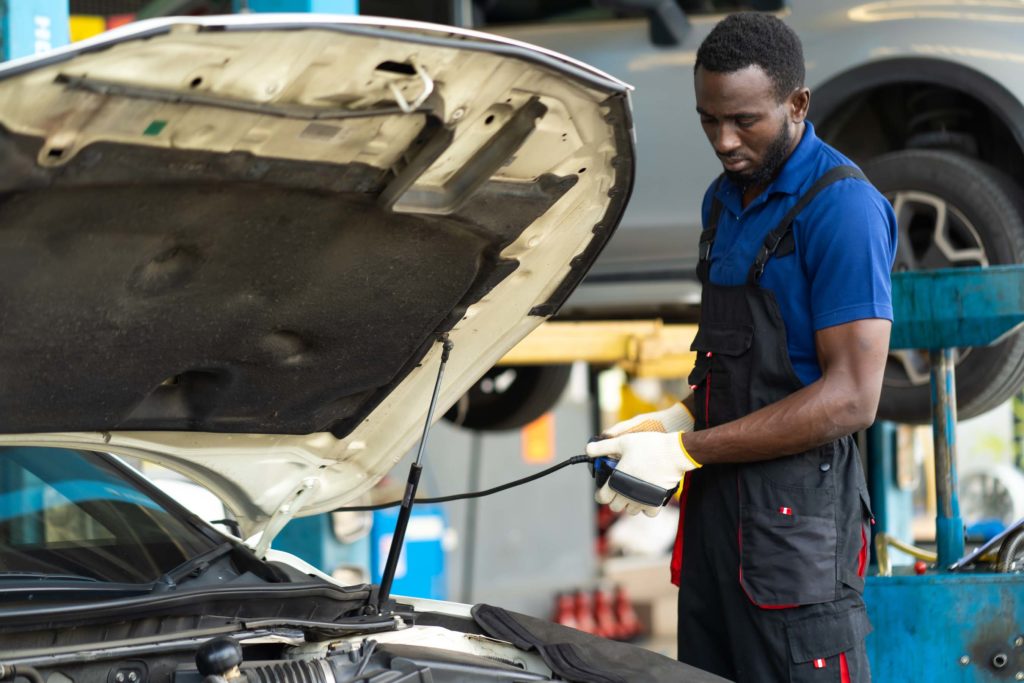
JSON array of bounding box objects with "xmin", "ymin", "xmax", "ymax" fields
[
  {"xmin": 959, "ymin": 463, "xmax": 1024, "ymax": 527},
  {"xmin": 443, "ymin": 364, "xmax": 572, "ymax": 431},
  {"xmin": 863, "ymin": 150, "xmax": 1024, "ymax": 423}
]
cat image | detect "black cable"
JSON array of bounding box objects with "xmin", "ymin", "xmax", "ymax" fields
[{"xmin": 335, "ymin": 455, "xmax": 594, "ymax": 511}]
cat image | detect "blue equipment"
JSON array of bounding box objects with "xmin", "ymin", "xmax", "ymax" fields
[
  {"xmin": 1, "ymin": 0, "xmax": 69, "ymax": 61},
  {"xmin": 867, "ymin": 266, "xmax": 1024, "ymax": 681},
  {"xmin": 370, "ymin": 505, "xmax": 449, "ymax": 601},
  {"xmin": 231, "ymin": 0, "xmax": 357, "ymax": 13}
]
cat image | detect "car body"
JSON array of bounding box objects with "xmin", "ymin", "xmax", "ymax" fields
[{"xmin": 0, "ymin": 14, "xmax": 725, "ymax": 682}]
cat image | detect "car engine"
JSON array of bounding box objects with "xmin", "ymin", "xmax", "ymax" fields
[{"xmin": 1, "ymin": 634, "xmax": 551, "ymax": 683}]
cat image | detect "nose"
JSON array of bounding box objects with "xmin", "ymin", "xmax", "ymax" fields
[{"xmin": 713, "ymin": 123, "xmax": 742, "ymax": 157}]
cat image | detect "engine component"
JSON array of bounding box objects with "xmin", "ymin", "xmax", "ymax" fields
[
  {"xmin": 196, "ymin": 638, "xmax": 243, "ymax": 683},
  {"xmin": 246, "ymin": 661, "xmax": 334, "ymax": 683}
]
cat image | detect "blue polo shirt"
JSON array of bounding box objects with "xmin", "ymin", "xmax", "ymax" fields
[{"xmin": 700, "ymin": 121, "xmax": 898, "ymax": 385}]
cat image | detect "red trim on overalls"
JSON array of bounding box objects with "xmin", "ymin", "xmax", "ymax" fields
[
  {"xmin": 857, "ymin": 526, "xmax": 868, "ymax": 578},
  {"xmin": 840, "ymin": 653, "xmax": 851, "ymax": 682},
  {"xmin": 670, "ymin": 473, "xmax": 692, "ymax": 586},
  {"xmin": 704, "ymin": 353, "xmax": 712, "ymax": 425},
  {"xmin": 674, "ymin": 353, "xmax": 711, "ymax": 587}
]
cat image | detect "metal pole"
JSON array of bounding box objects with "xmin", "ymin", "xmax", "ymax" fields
[
  {"xmin": 1014, "ymin": 388, "xmax": 1024, "ymax": 470},
  {"xmin": 460, "ymin": 431, "xmax": 483, "ymax": 604},
  {"xmin": 451, "ymin": 0, "xmax": 474, "ymax": 28},
  {"xmin": 930, "ymin": 347, "xmax": 964, "ymax": 568}
]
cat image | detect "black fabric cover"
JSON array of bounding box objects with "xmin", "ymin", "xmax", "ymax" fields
[
  {"xmin": 0, "ymin": 130, "xmax": 576, "ymax": 437},
  {"xmin": 471, "ymin": 604, "xmax": 731, "ymax": 683}
]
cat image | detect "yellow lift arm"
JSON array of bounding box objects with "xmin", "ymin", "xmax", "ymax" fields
[{"xmin": 499, "ymin": 320, "xmax": 698, "ymax": 378}]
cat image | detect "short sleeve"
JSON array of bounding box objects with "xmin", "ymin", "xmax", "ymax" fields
[
  {"xmin": 797, "ymin": 179, "xmax": 898, "ymax": 330},
  {"xmin": 700, "ymin": 182, "xmax": 716, "ymax": 230}
]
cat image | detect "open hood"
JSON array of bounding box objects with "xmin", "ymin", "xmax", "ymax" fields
[{"xmin": 0, "ymin": 15, "xmax": 634, "ymax": 538}]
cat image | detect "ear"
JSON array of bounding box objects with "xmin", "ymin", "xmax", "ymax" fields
[{"xmin": 788, "ymin": 87, "xmax": 810, "ymax": 123}]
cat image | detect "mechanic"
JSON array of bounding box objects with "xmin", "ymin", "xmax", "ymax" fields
[{"xmin": 586, "ymin": 13, "xmax": 897, "ymax": 683}]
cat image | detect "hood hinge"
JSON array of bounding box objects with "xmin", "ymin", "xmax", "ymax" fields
[{"xmin": 252, "ymin": 477, "xmax": 322, "ymax": 558}]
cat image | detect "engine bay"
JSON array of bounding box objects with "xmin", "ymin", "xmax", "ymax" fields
[{"xmin": 1, "ymin": 631, "xmax": 552, "ymax": 683}]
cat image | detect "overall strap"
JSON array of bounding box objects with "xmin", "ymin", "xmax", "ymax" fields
[
  {"xmin": 746, "ymin": 165, "xmax": 867, "ymax": 284},
  {"xmin": 696, "ymin": 175, "xmax": 725, "ymax": 284}
]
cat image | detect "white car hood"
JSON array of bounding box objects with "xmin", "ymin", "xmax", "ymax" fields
[{"xmin": 0, "ymin": 15, "xmax": 634, "ymax": 538}]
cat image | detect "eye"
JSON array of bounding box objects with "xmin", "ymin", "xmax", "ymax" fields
[
  {"xmin": 735, "ymin": 117, "xmax": 757, "ymax": 128},
  {"xmin": 700, "ymin": 116, "xmax": 716, "ymax": 125}
]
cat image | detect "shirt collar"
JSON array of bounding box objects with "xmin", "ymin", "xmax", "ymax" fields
[
  {"xmin": 713, "ymin": 120, "xmax": 822, "ymax": 215},
  {"xmin": 771, "ymin": 120, "xmax": 821, "ymax": 196}
]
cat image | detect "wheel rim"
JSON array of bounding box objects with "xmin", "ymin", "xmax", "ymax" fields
[
  {"xmin": 885, "ymin": 190, "xmax": 989, "ymax": 390},
  {"xmin": 477, "ymin": 367, "xmax": 519, "ymax": 395}
]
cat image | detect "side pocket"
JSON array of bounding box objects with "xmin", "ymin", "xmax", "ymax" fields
[
  {"xmin": 686, "ymin": 359, "xmax": 710, "ymax": 428},
  {"xmin": 740, "ymin": 505, "xmax": 837, "ymax": 607},
  {"xmin": 786, "ymin": 607, "xmax": 872, "ymax": 682},
  {"xmin": 839, "ymin": 486, "xmax": 876, "ymax": 593},
  {"xmin": 738, "ymin": 465, "xmax": 838, "ymax": 607},
  {"xmin": 688, "ymin": 322, "xmax": 753, "ymax": 427},
  {"xmin": 857, "ymin": 487, "xmax": 875, "ymax": 582},
  {"xmin": 687, "ymin": 354, "xmax": 735, "ymax": 429}
]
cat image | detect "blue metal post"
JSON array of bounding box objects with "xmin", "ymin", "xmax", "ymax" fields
[
  {"xmin": 233, "ymin": 0, "xmax": 358, "ymax": 13},
  {"xmin": 1014, "ymin": 388, "xmax": 1024, "ymax": 470},
  {"xmin": 866, "ymin": 421, "xmax": 914, "ymax": 566},
  {"xmin": 931, "ymin": 347, "xmax": 964, "ymax": 568},
  {"xmin": 1, "ymin": 0, "xmax": 70, "ymax": 61}
]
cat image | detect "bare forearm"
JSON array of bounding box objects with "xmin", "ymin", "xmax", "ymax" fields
[
  {"xmin": 682, "ymin": 318, "xmax": 890, "ymax": 465},
  {"xmin": 681, "ymin": 378, "xmax": 874, "ymax": 464}
]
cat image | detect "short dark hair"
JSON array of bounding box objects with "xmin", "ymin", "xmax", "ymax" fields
[{"xmin": 694, "ymin": 12, "xmax": 805, "ymax": 102}]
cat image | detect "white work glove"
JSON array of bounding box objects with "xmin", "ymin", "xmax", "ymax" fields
[
  {"xmin": 603, "ymin": 402, "xmax": 695, "ymax": 437},
  {"xmin": 587, "ymin": 431, "xmax": 701, "ymax": 518}
]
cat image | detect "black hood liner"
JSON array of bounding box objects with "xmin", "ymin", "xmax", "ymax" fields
[{"xmin": 0, "ymin": 128, "xmax": 576, "ymax": 436}]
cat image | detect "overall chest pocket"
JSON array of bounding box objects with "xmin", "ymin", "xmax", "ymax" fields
[
  {"xmin": 738, "ymin": 463, "xmax": 838, "ymax": 608},
  {"xmin": 687, "ymin": 322, "xmax": 753, "ymax": 427}
]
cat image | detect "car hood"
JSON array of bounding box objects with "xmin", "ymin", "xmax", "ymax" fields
[{"xmin": 0, "ymin": 14, "xmax": 634, "ymax": 539}]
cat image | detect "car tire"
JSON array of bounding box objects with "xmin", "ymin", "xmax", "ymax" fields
[
  {"xmin": 862, "ymin": 150, "xmax": 1024, "ymax": 423},
  {"xmin": 443, "ymin": 364, "xmax": 572, "ymax": 431}
]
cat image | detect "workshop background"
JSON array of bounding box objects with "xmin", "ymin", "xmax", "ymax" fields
[{"xmin": 10, "ymin": 1, "xmax": 1024, "ymax": 680}]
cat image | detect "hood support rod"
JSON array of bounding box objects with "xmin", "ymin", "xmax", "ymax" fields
[{"xmin": 373, "ymin": 334, "xmax": 453, "ymax": 614}]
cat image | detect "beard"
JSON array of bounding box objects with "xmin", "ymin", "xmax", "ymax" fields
[{"xmin": 724, "ymin": 122, "xmax": 792, "ymax": 191}]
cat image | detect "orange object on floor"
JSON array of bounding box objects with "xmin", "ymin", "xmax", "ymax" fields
[
  {"xmin": 593, "ymin": 586, "xmax": 620, "ymax": 639},
  {"xmin": 573, "ymin": 589, "xmax": 597, "ymax": 634},
  {"xmin": 613, "ymin": 584, "xmax": 643, "ymax": 640},
  {"xmin": 553, "ymin": 592, "xmax": 578, "ymax": 630}
]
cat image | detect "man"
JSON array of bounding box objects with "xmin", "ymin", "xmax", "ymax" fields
[{"xmin": 586, "ymin": 12, "xmax": 898, "ymax": 683}]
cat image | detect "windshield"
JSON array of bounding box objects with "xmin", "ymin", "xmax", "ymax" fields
[{"xmin": 0, "ymin": 447, "xmax": 218, "ymax": 583}]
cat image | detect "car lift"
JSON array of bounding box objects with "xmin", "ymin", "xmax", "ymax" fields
[{"xmin": 866, "ymin": 265, "xmax": 1024, "ymax": 681}]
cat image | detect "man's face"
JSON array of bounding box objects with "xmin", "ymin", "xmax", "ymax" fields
[{"xmin": 694, "ymin": 65, "xmax": 806, "ymax": 190}]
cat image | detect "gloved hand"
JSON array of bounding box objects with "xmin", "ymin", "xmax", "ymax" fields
[
  {"xmin": 587, "ymin": 431, "xmax": 701, "ymax": 517},
  {"xmin": 602, "ymin": 402, "xmax": 695, "ymax": 437}
]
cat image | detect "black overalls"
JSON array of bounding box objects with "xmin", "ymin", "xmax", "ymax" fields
[{"xmin": 673, "ymin": 167, "xmax": 875, "ymax": 683}]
